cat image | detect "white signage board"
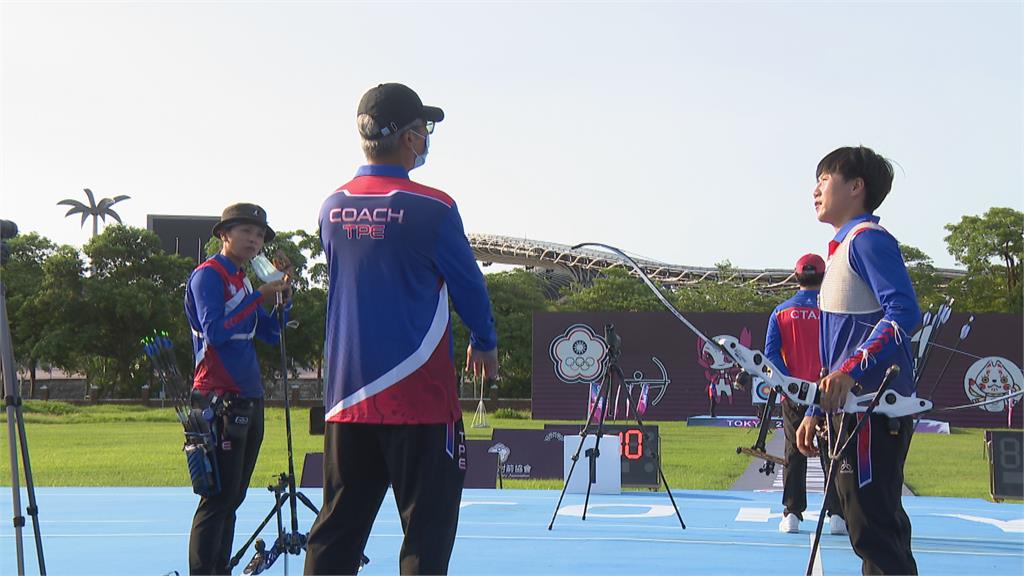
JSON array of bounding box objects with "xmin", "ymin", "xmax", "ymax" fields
[{"xmin": 562, "ymin": 434, "xmax": 622, "ymax": 495}]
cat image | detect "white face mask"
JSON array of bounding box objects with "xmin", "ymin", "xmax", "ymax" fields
[{"xmin": 409, "ymin": 130, "xmax": 429, "ymax": 170}]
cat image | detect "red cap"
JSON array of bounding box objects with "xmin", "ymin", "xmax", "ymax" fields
[{"xmin": 795, "ymin": 253, "xmax": 825, "ymax": 275}]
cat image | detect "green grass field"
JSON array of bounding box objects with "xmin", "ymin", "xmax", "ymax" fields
[{"xmin": 0, "ymin": 402, "xmax": 1013, "ymax": 501}]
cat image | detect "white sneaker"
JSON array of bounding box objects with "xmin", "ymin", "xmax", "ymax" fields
[
  {"xmin": 829, "ymin": 514, "xmax": 848, "ymax": 535},
  {"xmin": 779, "ymin": 513, "xmax": 800, "ymax": 533}
]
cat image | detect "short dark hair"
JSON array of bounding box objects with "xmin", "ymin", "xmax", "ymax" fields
[
  {"xmin": 795, "ymin": 271, "xmax": 824, "ymax": 288},
  {"xmin": 816, "ymin": 146, "xmax": 895, "ymax": 213},
  {"xmin": 357, "ymin": 113, "xmax": 406, "ymax": 161}
]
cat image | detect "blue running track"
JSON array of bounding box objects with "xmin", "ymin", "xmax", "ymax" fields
[{"xmin": 2, "ymin": 487, "xmax": 1022, "ymax": 575}]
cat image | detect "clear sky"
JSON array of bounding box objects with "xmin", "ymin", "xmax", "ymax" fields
[{"xmin": 2, "ymin": 1, "xmax": 1021, "ymax": 270}]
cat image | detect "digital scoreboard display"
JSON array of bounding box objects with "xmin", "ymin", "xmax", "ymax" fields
[
  {"xmin": 986, "ymin": 430, "xmax": 1024, "ymax": 501},
  {"xmin": 545, "ymin": 424, "xmax": 661, "ymax": 489}
]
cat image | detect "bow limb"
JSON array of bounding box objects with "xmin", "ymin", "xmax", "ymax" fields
[{"xmin": 571, "ymin": 242, "xmax": 723, "ymax": 352}]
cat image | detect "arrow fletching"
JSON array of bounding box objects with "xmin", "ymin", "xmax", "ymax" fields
[{"xmin": 960, "ymin": 322, "xmax": 972, "ymax": 340}]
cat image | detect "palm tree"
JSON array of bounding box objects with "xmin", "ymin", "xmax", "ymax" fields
[{"xmin": 57, "ymin": 188, "xmax": 130, "ymax": 237}]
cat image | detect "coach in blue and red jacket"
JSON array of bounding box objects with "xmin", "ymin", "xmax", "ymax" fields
[
  {"xmin": 304, "ymin": 83, "xmax": 499, "ymax": 576},
  {"xmin": 184, "ymin": 203, "xmax": 292, "ymax": 575}
]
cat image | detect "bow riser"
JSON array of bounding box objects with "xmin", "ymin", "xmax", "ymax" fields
[{"xmin": 716, "ymin": 335, "xmax": 932, "ymax": 417}]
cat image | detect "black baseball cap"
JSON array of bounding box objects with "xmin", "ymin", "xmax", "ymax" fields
[{"xmin": 357, "ymin": 83, "xmax": 444, "ymax": 140}]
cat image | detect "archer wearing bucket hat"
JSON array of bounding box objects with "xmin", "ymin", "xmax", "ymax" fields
[
  {"xmin": 184, "ymin": 201, "xmax": 291, "ymax": 574},
  {"xmin": 211, "ymin": 202, "xmax": 276, "ymax": 243}
]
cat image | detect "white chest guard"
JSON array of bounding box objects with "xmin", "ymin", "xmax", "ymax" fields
[{"xmin": 819, "ymin": 221, "xmax": 885, "ymax": 315}]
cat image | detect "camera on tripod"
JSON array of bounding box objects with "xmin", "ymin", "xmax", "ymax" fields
[{"xmin": 1, "ymin": 219, "xmax": 18, "ymax": 265}]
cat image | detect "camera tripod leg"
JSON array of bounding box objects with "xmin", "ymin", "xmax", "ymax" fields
[
  {"xmin": 295, "ymin": 490, "xmax": 319, "ymax": 514},
  {"xmin": 274, "ymin": 485, "xmax": 288, "ymax": 575},
  {"xmin": 547, "ymin": 371, "xmax": 614, "ymax": 530},
  {"xmin": 13, "ymin": 401, "xmax": 46, "ymax": 574},
  {"xmin": 4, "ymin": 392, "xmax": 26, "ymax": 575},
  {"xmin": 582, "ymin": 373, "xmax": 615, "ymax": 522},
  {"xmin": 228, "ymin": 491, "xmax": 289, "ymax": 569},
  {"xmin": 234, "ymin": 305, "xmax": 325, "ymax": 574},
  {"xmin": 611, "ymin": 363, "xmax": 686, "ymax": 529},
  {"xmin": 3, "ymin": 281, "xmax": 46, "ymax": 574}
]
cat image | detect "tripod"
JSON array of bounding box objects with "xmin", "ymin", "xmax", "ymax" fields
[
  {"xmin": 471, "ymin": 374, "xmax": 488, "ymax": 429},
  {"xmin": 230, "ymin": 294, "xmax": 316, "ymax": 575},
  {"xmin": 548, "ymin": 323, "xmax": 685, "ymax": 531},
  {"xmin": 2, "ymin": 280, "xmax": 47, "ymax": 575}
]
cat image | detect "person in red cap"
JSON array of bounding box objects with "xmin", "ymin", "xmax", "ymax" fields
[{"xmin": 764, "ymin": 253, "xmax": 846, "ymax": 535}]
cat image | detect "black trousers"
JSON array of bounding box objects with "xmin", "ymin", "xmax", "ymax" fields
[
  {"xmin": 189, "ymin": 398, "xmax": 265, "ymax": 575},
  {"xmin": 782, "ymin": 398, "xmax": 841, "ymax": 519},
  {"xmin": 304, "ymin": 420, "xmax": 467, "ymax": 576},
  {"xmin": 833, "ymin": 413, "xmax": 917, "ymax": 575}
]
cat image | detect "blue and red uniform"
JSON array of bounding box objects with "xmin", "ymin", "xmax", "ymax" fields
[
  {"xmin": 184, "ymin": 253, "xmax": 286, "ymax": 397},
  {"xmin": 306, "ymin": 164, "xmax": 498, "ymax": 575},
  {"xmin": 766, "ymin": 288, "xmax": 841, "ymax": 522},
  {"xmin": 817, "ymin": 213, "xmax": 921, "ymax": 575},
  {"xmin": 765, "ymin": 289, "xmax": 822, "ymax": 382},
  {"xmin": 185, "ymin": 252, "xmax": 285, "ymax": 398},
  {"xmin": 318, "ymin": 164, "xmax": 497, "ymax": 425},
  {"xmin": 814, "ymin": 214, "xmax": 921, "ymax": 410},
  {"xmin": 184, "ymin": 250, "xmax": 287, "ymax": 574}
]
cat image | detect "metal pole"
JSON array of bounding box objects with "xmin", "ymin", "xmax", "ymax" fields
[
  {"xmin": 1, "ymin": 282, "xmax": 26, "ymax": 576},
  {"xmin": 2, "ymin": 281, "xmax": 45, "ymax": 574}
]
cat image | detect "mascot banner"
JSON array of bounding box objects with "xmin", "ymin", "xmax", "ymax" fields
[{"xmin": 532, "ymin": 311, "xmax": 1022, "ymax": 428}]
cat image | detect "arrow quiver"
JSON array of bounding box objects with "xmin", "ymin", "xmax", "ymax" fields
[{"xmin": 142, "ymin": 333, "xmax": 222, "ymax": 497}]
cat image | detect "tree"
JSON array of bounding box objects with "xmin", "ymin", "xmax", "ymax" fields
[
  {"xmin": 0, "ymin": 233, "xmax": 58, "ymax": 396},
  {"xmin": 78, "ymin": 225, "xmax": 194, "ymax": 396},
  {"xmin": 0, "ymin": 243, "xmax": 90, "ymax": 394},
  {"xmin": 673, "ymin": 261, "xmax": 777, "ymax": 313},
  {"xmin": 287, "ymin": 286, "xmax": 328, "ymax": 380},
  {"xmin": 452, "ymin": 270, "xmax": 551, "ymax": 398},
  {"xmin": 57, "ymin": 188, "xmax": 131, "ymax": 238},
  {"xmin": 944, "ymin": 207, "xmax": 1023, "ymax": 296},
  {"xmin": 295, "ymin": 229, "xmax": 328, "ymax": 287},
  {"xmin": 32, "ymin": 246, "xmax": 88, "ymax": 378},
  {"xmin": 252, "ymin": 231, "xmax": 322, "ymax": 393},
  {"xmin": 945, "ymin": 273, "xmax": 1013, "ymax": 313},
  {"xmin": 558, "ymin": 267, "xmax": 665, "ymax": 312},
  {"xmin": 899, "ymin": 243, "xmax": 945, "ymax": 311},
  {"xmin": 672, "ymin": 282, "xmax": 776, "ymax": 313}
]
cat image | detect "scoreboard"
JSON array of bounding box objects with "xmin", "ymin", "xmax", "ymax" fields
[
  {"xmin": 986, "ymin": 430, "xmax": 1024, "ymax": 501},
  {"xmin": 546, "ymin": 424, "xmax": 661, "ymax": 489}
]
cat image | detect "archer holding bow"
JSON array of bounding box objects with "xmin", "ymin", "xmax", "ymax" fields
[{"xmin": 797, "ymin": 146, "xmax": 921, "ymax": 575}]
